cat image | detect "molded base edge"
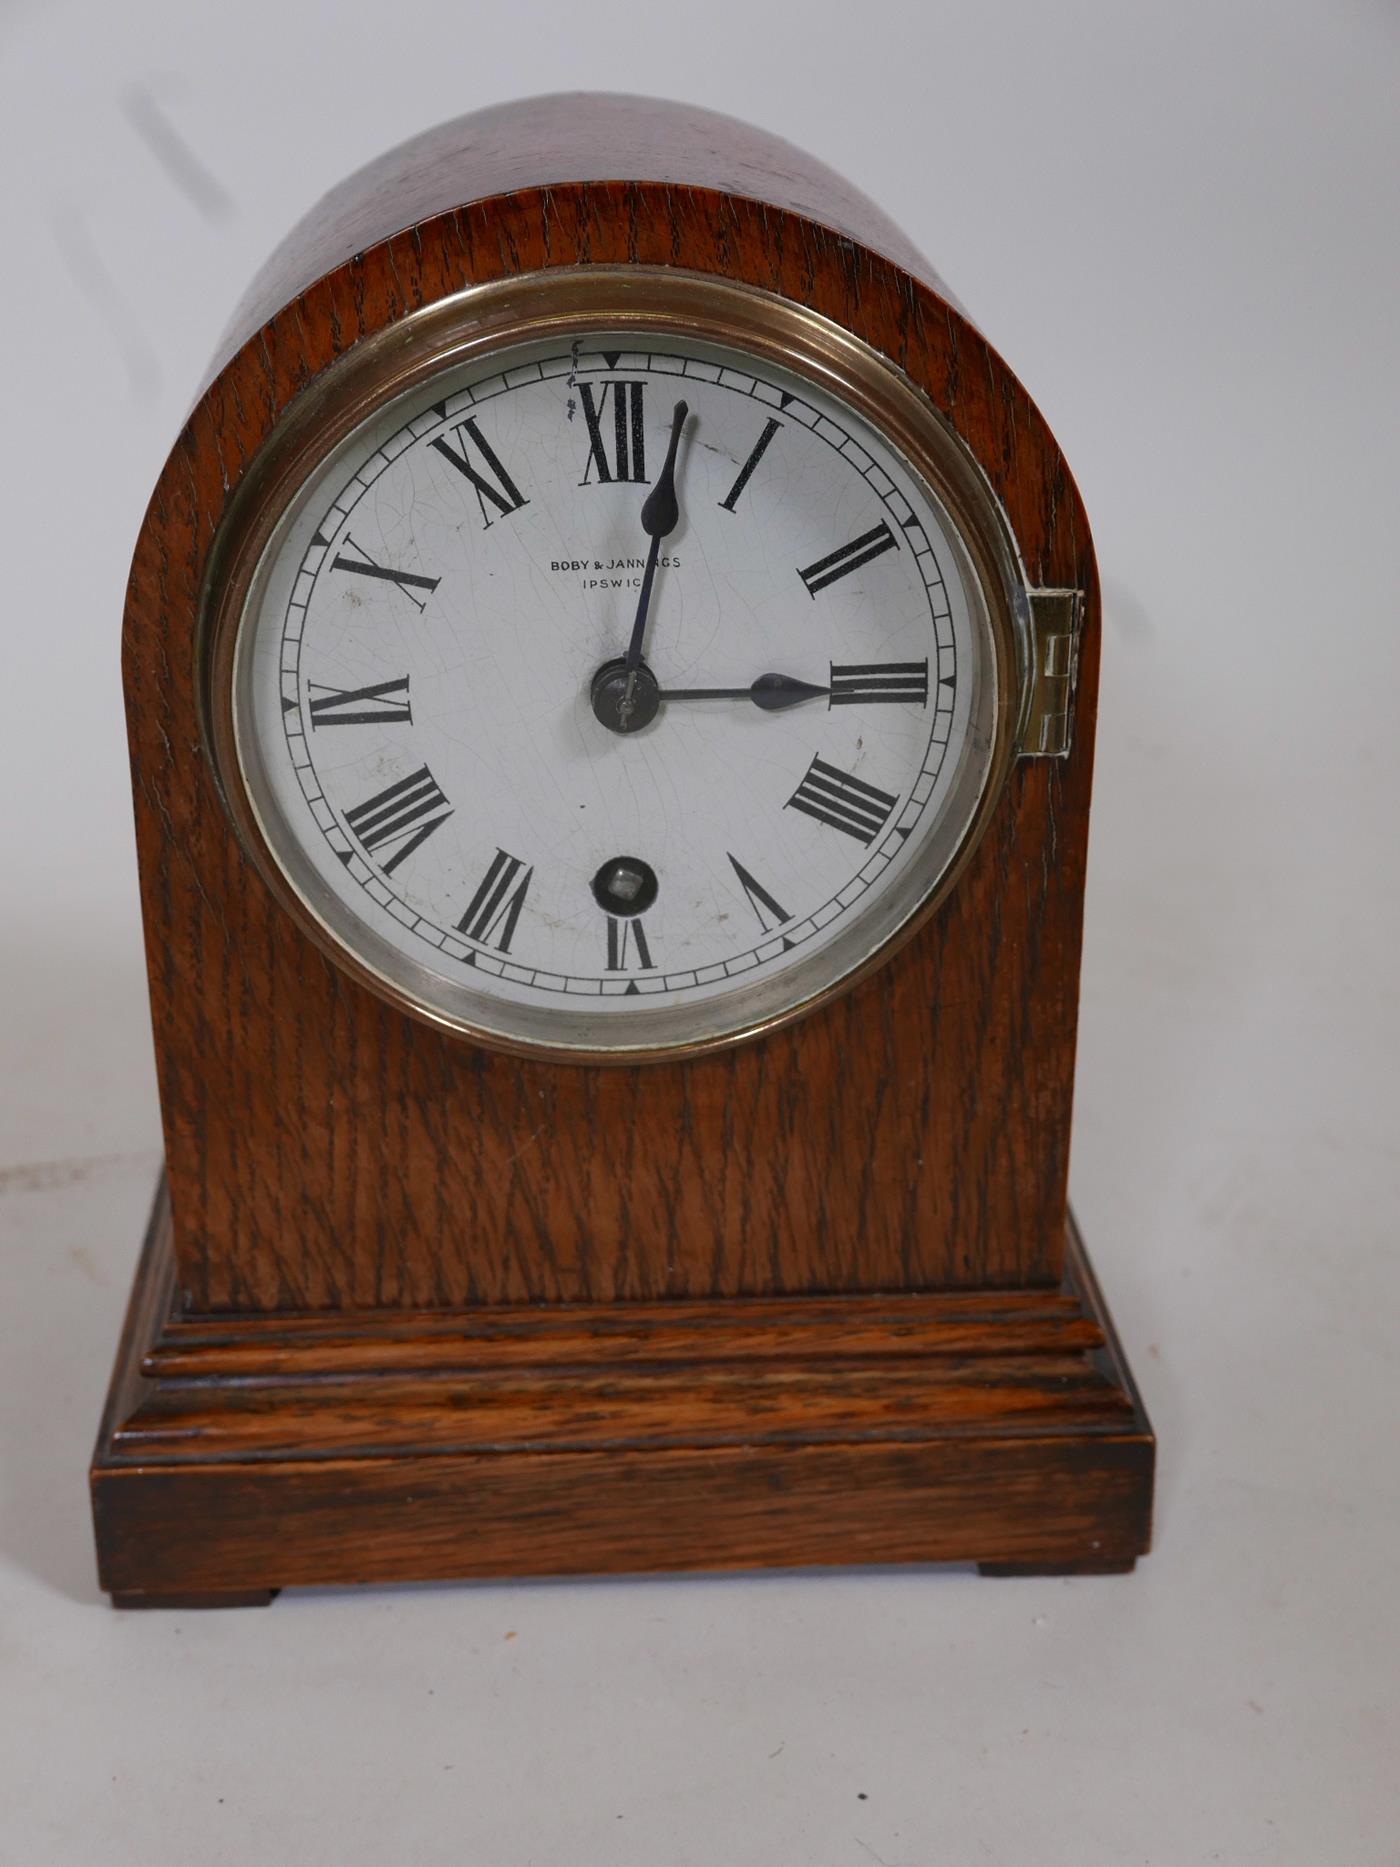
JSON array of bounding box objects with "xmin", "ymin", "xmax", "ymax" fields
[{"xmin": 90, "ymin": 1177, "xmax": 1154, "ymax": 1605}]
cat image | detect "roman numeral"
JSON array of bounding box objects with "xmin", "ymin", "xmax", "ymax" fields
[
  {"xmin": 719, "ymin": 417, "xmax": 781, "ymax": 512},
  {"xmin": 828, "ymin": 660, "xmax": 929, "ymax": 706},
  {"xmin": 343, "ymin": 766, "xmax": 452, "ymax": 874},
  {"xmin": 331, "ymin": 535, "xmax": 440, "ymax": 611},
  {"xmin": 307, "ymin": 675, "xmax": 412, "ymax": 728},
  {"xmin": 457, "ymin": 848, "xmax": 532, "ymax": 953},
  {"xmin": 429, "ymin": 417, "xmax": 528, "ymax": 528},
  {"xmin": 606, "ymin": 916, "xmax": 654, "ymax": 971},
  {"xmin": 785, "ymin": 757, "xmax": 898, "ymax": 846},
  {"xmin": 728, "ymin": 855, "xmax": 791, "ymax": 933},
  {"xmin": 578, "ymin": 381, "xmax": 647, "ymax": 484},
  {"xmin": 797, "ymin": 519, "xmax": 899, "ymax": 596}
]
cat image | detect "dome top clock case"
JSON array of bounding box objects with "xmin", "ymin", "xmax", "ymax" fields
[{"xmin": 92, "ymin": 93, "xmax": 1153, "ymax": 1605}]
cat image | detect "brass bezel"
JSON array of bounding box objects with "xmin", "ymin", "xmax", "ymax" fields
[{"xmin": 199, "ymin": 266, "xmax": 1030, "ymax": 1064}]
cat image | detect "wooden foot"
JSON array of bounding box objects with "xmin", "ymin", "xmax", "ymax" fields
[
  {"xmin": 979, "ymin": 1558, "xmax": 1137, "ymax": 1577},
  {"xmin": 110, "ymin": 1588, "xmax": 279, "ymax": 1610}
]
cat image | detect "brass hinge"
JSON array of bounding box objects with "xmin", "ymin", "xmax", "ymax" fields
[{"xmin": 1020, "ymin": 590, "xmax": 1084, "ymax": 758}]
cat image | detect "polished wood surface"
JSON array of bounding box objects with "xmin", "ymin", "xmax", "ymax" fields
[
  {"xmin": 122, "ymin": 95, "xmax": 1098, "ymax": 1315},
  {"xmin": 92, "ymin": 1179, "xmax": 1152, "ymax": 1601},
  {"xmin": 210, "ymin": 92, "xmax": 967, "ymax": 393}
]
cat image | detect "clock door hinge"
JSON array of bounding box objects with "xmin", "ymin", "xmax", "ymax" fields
[{"xmin": 1020, "ymin": 590, "xmax": 1084, "ymax": 758}]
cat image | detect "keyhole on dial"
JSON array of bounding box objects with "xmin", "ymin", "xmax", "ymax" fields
[{"xmin": 592, "ymin": 857, "xmax": 658, "ymax": 917}]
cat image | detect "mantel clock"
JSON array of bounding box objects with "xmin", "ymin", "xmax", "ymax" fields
[{"xmin": 91, "ymin": 93, "xmax": 1154, "ymax": 1605}]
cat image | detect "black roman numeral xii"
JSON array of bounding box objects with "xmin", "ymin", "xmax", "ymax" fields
[{"xmin": 578, "ymin": 381, "xmax": 647, "ymax": 483}]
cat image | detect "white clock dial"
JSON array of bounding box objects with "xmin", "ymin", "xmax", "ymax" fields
[{"xmin": 232, "ymin": 329, "xmax": 1004, "ymax": 1055}]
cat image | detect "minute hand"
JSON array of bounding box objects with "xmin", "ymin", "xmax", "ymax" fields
[
  {"xmin": 623, "ymin": 399, "xmax": 689, "ymax": 674},
  {"xmin": 659, "ymin": 672, "xmax": 830, "ymax": 712}
]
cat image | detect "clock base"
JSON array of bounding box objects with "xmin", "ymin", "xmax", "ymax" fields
[{"xmin": 90, "ymin": 1179, "xmax": 1153, "ymax": 1605}]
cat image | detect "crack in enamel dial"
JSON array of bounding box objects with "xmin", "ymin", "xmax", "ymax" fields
[{"xmin": 227, "ymin": 322, "xmax": 1011, "ymax": 1058}]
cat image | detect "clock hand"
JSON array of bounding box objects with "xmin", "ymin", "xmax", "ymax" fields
[
  {"xmin": 616, "ymin": 400, "xmax": 688, "ymax": 728},
  {"xmin": 659, "ymin": 672, "xmax": 830, "ymax": 712},
  {"xmin": 625, "ymin": 399, "xmax": 688, "ymax": 670}
]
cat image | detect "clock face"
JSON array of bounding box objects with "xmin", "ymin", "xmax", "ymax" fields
[{"xmin": 230, "ymin": 325, "xmax": 1006, "ymax": 1055}]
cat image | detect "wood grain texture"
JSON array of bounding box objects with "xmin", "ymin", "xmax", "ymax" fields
[
  {"xmin": 210, "ymin": 93, "xmax": 972, "ymax": 393},
  {"xmin": 90, "ymin": 1179, "xmax": 1152, "ymax": 1599},
  {"xmin": 122, "ymin": 95, "xmax": 1100, "ymax": 1316}
]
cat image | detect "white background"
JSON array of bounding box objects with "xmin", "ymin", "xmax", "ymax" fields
[{"xmin": 1, "ymin": 2, "xmax": 1396, "ymax": 1861}]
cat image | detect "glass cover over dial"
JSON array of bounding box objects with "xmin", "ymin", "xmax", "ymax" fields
[{"xmin": 229, "ymin": 326, "xmax": 1009, "ymax": 1056}]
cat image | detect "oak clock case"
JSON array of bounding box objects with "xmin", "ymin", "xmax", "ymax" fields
[{"xmin": 93, "ymin": 93, "xmax": 1154, "ymax": 1607}]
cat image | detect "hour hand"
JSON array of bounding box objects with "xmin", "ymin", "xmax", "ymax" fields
[{"xmin": 659, "ymin": 672, "xmax": 829, "ymax": 712}]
